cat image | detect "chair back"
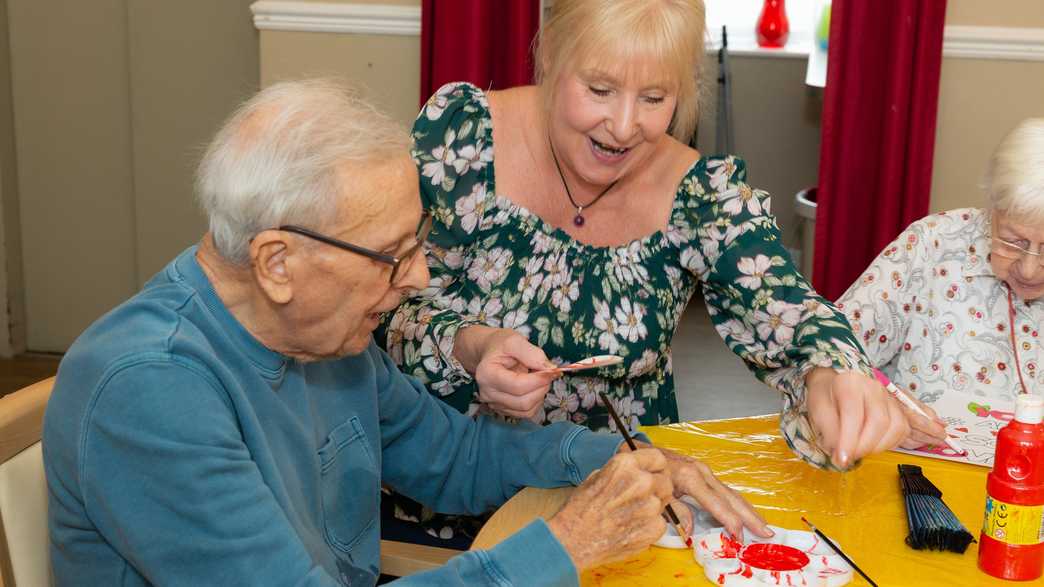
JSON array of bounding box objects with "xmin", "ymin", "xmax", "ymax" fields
[{"xmin": 0, "ymin": 377, "xmax": 55, "ymax": 587}]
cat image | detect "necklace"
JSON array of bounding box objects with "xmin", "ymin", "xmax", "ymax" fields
[
  {"xmin": 548, "ymin": 135, "xmax": 617, "ymax": 227},
  {"xmin": 1006, "ymin": 285, "xmax": 1030, "ymax": 395}
]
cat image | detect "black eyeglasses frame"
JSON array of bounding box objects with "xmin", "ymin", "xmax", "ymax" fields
[{"xmin": 278, "ymin": 211, "xmax": 432, "ymax": 284}]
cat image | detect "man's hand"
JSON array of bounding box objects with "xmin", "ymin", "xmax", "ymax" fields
[
  {"xmin": 547, "ymin": 449, "xmax": 673, "ymax": 571},
  {"xmin": 654, "ymin": 447, "xmax": 772, "ymax": 541},
  {"xmin": 805, "ymin": 368, "xmax": 947, "ymax": 468},
  {"xmin": 454, "ymin": 326, "xmax": 558, "ymax": 419}
]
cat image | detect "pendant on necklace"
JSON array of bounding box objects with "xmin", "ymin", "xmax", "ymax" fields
[{"xmin": 573, "ymin": 206, "xmax": 585, "ymax": 227}]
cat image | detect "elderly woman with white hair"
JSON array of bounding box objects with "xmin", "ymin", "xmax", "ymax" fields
[{"xmin": 837, "ymin": 118, "xmax": 1044, "ymax": 434}]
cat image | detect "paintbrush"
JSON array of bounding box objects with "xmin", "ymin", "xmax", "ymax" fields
[
  {"xmin": 598, "ymin": 392, "xmax": 692, "ymax": 548},
  {"xmin": 800, "ymin": 516, "xmax": 878, "ymax": 587},
  {"xmin": 897, "ymin": 464, "xmax": 974, "ymax": 553},
  {"xmin": 873, "ymin": 368, "xmax": 967, "ymax": 456}
]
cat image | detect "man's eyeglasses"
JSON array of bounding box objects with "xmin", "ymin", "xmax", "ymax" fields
[
  {"xmin": 992, "ymin": 236, "xmax": 1044, "ymax": 267},
  {"xmin": 279, "ymin": 211, "xmax": 433, "ymax": 284}
]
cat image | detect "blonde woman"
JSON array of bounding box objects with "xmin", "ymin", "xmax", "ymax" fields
[
  {"xmin": 838, "ymin": 118, "xmax": 1044, "ymax": 413},
  {"xmin": 380, "ymin": 0, "xmax": 945, "ymax": 547}
]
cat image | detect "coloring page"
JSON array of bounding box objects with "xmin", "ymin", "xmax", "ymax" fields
[{"xmin": 893, "ymin": 391, "xmax": 1015, "ymax": 468}]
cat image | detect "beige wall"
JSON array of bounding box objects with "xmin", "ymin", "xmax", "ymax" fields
[
  {"xmin": 126, "ymin": 2, "xmax": 260, "ymax": 280},
  {"xmin": 929, "ymin": 0, "xmax": 1044, "ymax": 213},
  {"xmin": 261, "ymin": 30, "xmax": 421, "ymax": 126},
  {"xmin": 6, "ymin": 0, "xmax": 259, "ymax": 352},
  {"xmin": 9, "ymin": 0, "xmax": 139, "ymax": 353},
  {"xmin": 0, "ymin": 0, "xmax": 24, "ymax": 356},
  {"xmin": 946, "ymin": 0, "xmax": 1044, "ymax": 28},
  {"xmin": 695, "ymin": 56, "xmax": 822, "ymax": 252}
]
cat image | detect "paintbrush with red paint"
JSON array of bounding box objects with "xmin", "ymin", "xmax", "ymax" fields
[
  {"xmin": 800, "ymin": 516, "xmax": 878, "ymax": 587},
  {"xmin": 599, "ymin": 392, "xmax": 692, "ymax": 548}
]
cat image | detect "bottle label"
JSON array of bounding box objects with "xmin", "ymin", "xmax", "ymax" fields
[{"xmin": 982, "ymin": 496, "xmax": 1044, "ymax": 546}]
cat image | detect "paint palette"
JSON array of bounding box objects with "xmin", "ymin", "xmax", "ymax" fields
[
  {"xmin": 691, "ymin": 526, "xmax": 853, "ymax": 586},
  {"xmin": 539, "ymin": 354, "xmax": 623, "ymax": 374}
]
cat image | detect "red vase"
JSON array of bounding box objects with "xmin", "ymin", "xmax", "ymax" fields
[{"xmin": 757, "ymin": 0, "xmax": 790, "ymax": 48}]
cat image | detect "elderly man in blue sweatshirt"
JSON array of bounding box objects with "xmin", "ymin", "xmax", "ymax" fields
[{"xmin": 43, "ymin": 79, "xmax": 770, "ymax": 586}]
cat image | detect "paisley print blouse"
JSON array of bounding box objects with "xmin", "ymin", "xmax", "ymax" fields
[{"xmin": 837, "ymin": 208, "xmax": 1044, "ymax": 405}]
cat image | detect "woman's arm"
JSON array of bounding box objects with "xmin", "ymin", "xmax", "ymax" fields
[
  {"xmin": 680, "ymin": 157, "xmax": 918, "ymax": 469},
  {"xmin": 379, "ymin": 82, "xmax": 556, "ymax": 416}
]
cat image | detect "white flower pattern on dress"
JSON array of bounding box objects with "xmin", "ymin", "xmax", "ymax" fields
[
  {"xmin": 545, "ymin": 379, "xmax": 580, "ymax": 423},
  {"xmin": 383, "ymin": 82, "xmax": 873, "ymax": 473},
  {"xmin": 593, "ymin": 299, "xmax": 622, "ymax": 355},
  {"xmin": 754, "ymin": 300, "xmax": 803, "ymax": 348},
  {"xmin": 467, "ymin": 247, "xmax": 513, "ymax": 292},
  {"xmin": 454, "ymin": 182, "xmax": 489, "ymax": 234},
  {"xmin": 615, "ymin": 298, "xmax": 648, "ymax": 343},
  {"xmin": 736, "ymin": 255, "xmax": 774, "ymax": 290}
]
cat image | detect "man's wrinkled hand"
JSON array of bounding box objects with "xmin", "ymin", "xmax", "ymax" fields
[{"xmin": 547, "ymin": 449, "xmax": 673, "ymax": 570}]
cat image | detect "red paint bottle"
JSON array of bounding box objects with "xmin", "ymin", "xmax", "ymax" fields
[{"xmin": 979, "ymin": 394, "xmax": 1044, "ymax": 581}]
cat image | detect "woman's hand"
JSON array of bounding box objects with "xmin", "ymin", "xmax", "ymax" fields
[
  {"xmin": 547, "ymin": 449, "xmax": 674, "ymax": 570},
  {"xmin": 454, "ymin": 325, "xmax": 558, "ymax": 418},
  {"xmin": 896, "ymin": 395, "xmax": 949, "ymax": 449},
  {"xmin": 805, "ymin": 368, "xmax": 946, "ymax": 467}
]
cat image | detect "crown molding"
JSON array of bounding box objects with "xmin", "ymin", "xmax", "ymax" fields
[
  {"xmin": 251, "ymin": 1, "xmax": 421, "ymax": 36},
  {"xmin": 943, "ymin": 25, "xmax": 1044, "ymax": 62}
]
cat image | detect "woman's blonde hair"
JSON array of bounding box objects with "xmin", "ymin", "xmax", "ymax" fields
[
  {"xmin": 985, "ymin": 118, "xmax": 1044, "ymax": 225},
  {"xmin": 534, "ymin": 0, "xmax": 706, "ymax": 143}
]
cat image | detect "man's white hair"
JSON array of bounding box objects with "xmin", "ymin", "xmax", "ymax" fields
[
  {"xmin": 985, "ymin": 118, "xmax": 1044, "ymax": 225},
  {"xmin": 196, "ymin": 79, "xmax": 410, "ymax": 264}
]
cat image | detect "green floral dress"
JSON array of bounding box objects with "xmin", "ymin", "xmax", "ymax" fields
[{"xmin": 378, "ymin": 82, "xmax": 872, "ymax": 470}]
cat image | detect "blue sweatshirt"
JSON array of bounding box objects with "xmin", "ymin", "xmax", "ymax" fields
[{"xmin": 43, "ymin": 247, "xmax": 621, "ymax": 586}]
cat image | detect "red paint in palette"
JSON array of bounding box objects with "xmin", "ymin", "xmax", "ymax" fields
[
  {"xmin": 718, "ymin": 533, "xmax": 743, "ymax": 558},
  {"xmin": 715, "ymin": 562, "xmax": 756, "ymax": 584},
  {"xmin": 739, "ymin": 543, "xmax": 810, "ymax": 572}
]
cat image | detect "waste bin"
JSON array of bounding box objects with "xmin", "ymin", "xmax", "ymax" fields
[{"xmin": 795, "ymin": 188, "xmax": 817, "ymax": 280}]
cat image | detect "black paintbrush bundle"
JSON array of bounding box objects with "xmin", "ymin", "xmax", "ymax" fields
[{"xmin": 897, "ymin": 464, "xmax": 975, "ymax": 553}]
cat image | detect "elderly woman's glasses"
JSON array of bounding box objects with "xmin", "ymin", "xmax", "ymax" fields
[
  {"xmin": 992, "ymin": 236, "xmax": 1044, "ymax": 267},
  {"xmin": 279, "ymin": 211, "xmax": 433, "ymax": 284}
]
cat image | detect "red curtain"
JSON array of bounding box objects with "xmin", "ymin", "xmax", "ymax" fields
[
  {"xmin": 420, "ymin": 0, "xmax": 541, "ymax": 104},
  {"xmin": 812, "ymin": 0, "xmax": 948, "ymax": 300}
]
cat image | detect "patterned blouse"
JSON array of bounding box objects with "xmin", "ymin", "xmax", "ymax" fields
[
  {"xmin": 379, "ymin": 82, "xmax": 873, "ymax": 468},
  {"xmin": 837, "ymin": 208, "xmax": 1044, "ymax": 405}
]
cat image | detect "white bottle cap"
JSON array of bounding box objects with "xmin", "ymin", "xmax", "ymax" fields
[{"xmin": 1015, "ymin": 394, "xmax": 1044, "ymax": 424}]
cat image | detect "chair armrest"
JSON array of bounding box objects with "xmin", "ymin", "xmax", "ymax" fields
[
  {"xmin": 379, "ymin": 539, "xmax": 460, "ymax": 578},
  {"xmin": 0, "ymin": 377, "xmax": 54, "ymax": 463}
]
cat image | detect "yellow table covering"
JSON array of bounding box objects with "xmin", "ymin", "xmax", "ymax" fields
[{"xmin": 476, "ymin": 415, "xmax": 1007, "ymax": 586}]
